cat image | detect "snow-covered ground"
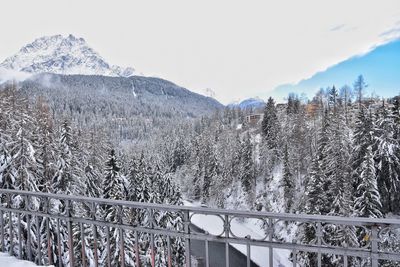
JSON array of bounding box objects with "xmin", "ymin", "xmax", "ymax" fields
[
  {"xmin": 184, "ymin": 201, "xmax": 292, "ymax": 267},
  {"xmin": 0, "ymin": 253, "xmax": 52, "ymax": 267}
]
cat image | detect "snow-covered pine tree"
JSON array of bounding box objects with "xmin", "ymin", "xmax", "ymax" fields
[
  {"xmin": 202, "ymin": 141, "xmax": 218, "ymax": 203},
  {"xmin": 327, "ymin": 114, "xmax": 352, "ymax": 218},
  {"xmin": 52, "ymin": 120, "xmax": 77, "ymax": 195},
  {"xmin": 71, "ymin": 132, "xmax": 107, "ymax": 267},
  {"xmin": 261, "ymin": 97, "xmax": 281, "ymax": 171},
  {"xmin": 354, "ymin": 145, "xmax": 383, "ymax": 218},
  {"xmin": 281, "ymin": 144, "xmax": 295, "ymax": 213},
  {"xmin": 190, "ymin": 137, "xmax": 203, "ymax": 201},
  {"xmin": 374, "ymin": 103, "xmax": 400, "ymax": 213},
  {"xmin": 152, "ymin": 171, "xmax": 185, "ymax": 266},
  {"xmin": 351, "ymin": 108, "xmax": 374, "ymax": 195},
  {"xmin": 297, "ymin": 111, "xmax": 333, "ymax": 266},
  {"xmin": 0, "ymin": 84, "xmax": 45, "ymax": 260},
  {"xmin": 34, "ymin": 98, "xmax": 56, "ymax": 193},
  {"xmin": 321, "ymin": 107, "xmax": 356, "ymax": 266},
  {"xmin": 101, "ymin": 149, "xmax": 136, "ymax": 266}
]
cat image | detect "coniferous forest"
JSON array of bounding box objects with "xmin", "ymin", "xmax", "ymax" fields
[{"xmin": 1, "ymin": 74, "xmax": 400, "ymax": 266}]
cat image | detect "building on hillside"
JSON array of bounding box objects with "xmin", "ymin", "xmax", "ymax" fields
[{"xmin": 245, "ymin": 113, "xmax": 264, "ymax": 125}]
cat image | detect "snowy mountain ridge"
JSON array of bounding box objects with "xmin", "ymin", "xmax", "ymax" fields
[
  {"xmin": 0, "ymin": 34, "xmax": 135, "ymax": 77},
  {"xmin": 228, "ymin": 97, "xmax": 266, "ymax": 109}
]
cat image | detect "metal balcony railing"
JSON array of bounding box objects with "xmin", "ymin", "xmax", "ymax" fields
[{"xmin": 0, "ymin": 189, "xmax": 399, "ymax": 267}]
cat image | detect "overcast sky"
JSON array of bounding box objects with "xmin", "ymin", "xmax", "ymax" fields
[{"xmin": 1, "ymin": 0, "xmax": 400, "ymax": 104}]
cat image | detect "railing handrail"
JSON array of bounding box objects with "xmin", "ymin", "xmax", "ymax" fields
[{"xmin": 1, "ymin": 188, "xmax": 399, "ymax": 226}]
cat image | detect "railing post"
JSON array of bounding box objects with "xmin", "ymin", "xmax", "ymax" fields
[
  {"xmin": 167, "ymin": 235, "xmax": 172, "ymax": 267},
  {"xmin": 17, "ymin": 212, "xmax": 22, "ymax": 260},
  {"xmin": 36, "ymin": 214, "xmax": 42, "ymax": 264},
  {"xmin": 316, "ymin": 222, "xmax": 322, "ymax": 267},
  {"xmin": 105, "ymin": 226, "xmax": 111, "ymax": 267},
  {"xmin": 224, "ymin": 214, "xmax": 229, "ymax": 267},
  {"xmin": 91, "ymin": 202, "xmax": 99, "ymax": 267},
  {"xmin": 80, "ymin": 222, "xmax": 87, "ymax": 267},
  {"xmin": 66, "ymin": 200, "xmax": 74, "ymax": 267},
  {"xmin": 8, "ymin": 193, "xmax": 13, "ymax": 257},
  {"xmin": 371, "ymin": 224, "xmax": 379, "ymax": 267},
  {"xmin": 183, "ymin": 210, "xmax": 191, "ymax": 267},
  {"xmin": 134, "ymin": 231, "xmax": 140, "ymax": 267},
  {"xmin": 148, "ymin": 208, "xmax": 155, "ymax": 267},
  {"xmin": 268, "ymin": 218, "xmax": 274, "ymax": 267},
  {"xmin": 118, "ymin": 206, "xmax": 125, "ymax": 267},
  {"xmin": 0, "ymin": 210, "xmax": 4, "ymax": 252},
  {"xmin": 45, "ymin": 196, "xmax": 52, "ymax": 265},
  {"xmin": 246, "ymin": 236, "xmax": 251, "ymax": 267},
  {"xmin": 56, "ymin": 218, "xmax": 62, "ymax": 267}
]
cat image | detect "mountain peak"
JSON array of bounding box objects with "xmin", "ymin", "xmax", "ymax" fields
[{"xmin": 0, "ymin": 34, "xmax": 135, "ymax": 77}]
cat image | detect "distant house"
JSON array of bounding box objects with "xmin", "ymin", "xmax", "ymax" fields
[{"xmin": 245, "ymin": 113, "xmax": 264, "ymax": 124}]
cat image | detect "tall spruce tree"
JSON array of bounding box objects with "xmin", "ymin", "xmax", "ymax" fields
[
  {"xmin": 374, "ymin": 104, "xmax": 400, "ymax": 213},
  {"xmin": 262, "ymin": 97, "xmax": 281, "ymax": 152},
  {"xmin": 102, "ymin": 149, "xmax": 136, "ymax": 266},
  {"xmin": 281, "ymin": 145, "xmax": 295, "ymax": 213},
  {"xmin": 354, "ymin": 146, "xmax": 383, "ymax": 218}
]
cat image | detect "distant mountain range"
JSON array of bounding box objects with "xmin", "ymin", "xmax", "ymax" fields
[
  {"xmin": 228, "ymin": 98, "xmax": 266, "ymax": 109},
  {"xmin": 272, "ymin": 39, "xmax": 400, "ymax": 101},
  {"xmin": 0, "ymin": 34, "xmax": 223, "ymax": 119},
  {"xmin": 0, "ymin": 34, "xmax": 135, "ymax": 77}
]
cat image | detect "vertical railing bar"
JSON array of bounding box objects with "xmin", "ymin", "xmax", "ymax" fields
[
  {"xmin": 24, "ymin": 195, "xmax": 32, "ymax": 262},
  {"xmin": 317, "ymin": 222, "xmax": 322, "ymax": 267},
  {"xmin": 17, "ymin": 212, "xmax": 22, "ymax": 259},
  {"xmin": 150, "ymin": 231, "xmax": 155, "ymax": 267},
  {"xmin": 92, "ymin": 224, "xmax": 99, "ymax": 267},
  {"xmin": 46, "ymin": 217, "xmax": 52, "ymax": 265},
  {"xmin": 183, "ymin": 210, "xmax": 191, "ymax": 267},
  {"xmin": 0, "ymin": 210, "xmax": 4, "ymax": 253},
  {"xmin": 148, "ymin": 208, "xmax": 155, "ymax": 267},
  {"xmin": 45, "ymin": 196, "xmax": 52, "ymax": 266},
  {"xmin": 268, "ymin": 218, "xmax": 273, "ymax": 267},
  {"xmin": 56, "ymin": 218, "xmax": 62, "ymax": 267},
  {"xmin": 36, "ymin": 215, "xmax": 42, "ymax": 265},
  {"xmin": 118, "ymin": 205, "xmax": 125, "ymax": 267},
  {"xmin": 371, "ymin": 225, "xmax": 378, "ymax": 267},
  {"xmin": 343, "ymin": 255, "xmax": 348, "ymax": 267},
  {"xmin": 224, "ymin": 214, "xmax": 229, "ymax": 267},
  {"xmin": 9, "ymin": 210, "xmax": 13, "ymax": 256},
  {"xmin": 66, "ymin": 200, "xmax": 74, "ymax": 267},
  {"xmin": 91, "ymin": 202, "xmax": 99, "ymax": 267},
  {"xmin": 26, "ymin": 213, "xmax": 32, "ymax": 261},
  {"xmin": 205, "ymin": 239, "xmax": 210, "ymax": 267},
  {"xmin": 292, "ymin": 248, "xmax": 297, "ymax": 267},
  {"xmin": 246, "ymin": 241, "xmax": 251, "ymax": 267},
  {"xmin": 106, "ymin": 226, "xmax": 111, "ymax": 267},
  {"xmin": 81, "ymin": 222, "xmax": 87, "ymax": 267},
  {"xmin": 120, "ymin": 227, "xmax": 126, "ymax": 267},
  {"xmin": 167, "ymin": 235, "xmax": 172, "ymax": 267},
  {"xmin": 134, "ymin": 231, "xmax": 140, "ymax": 267}
]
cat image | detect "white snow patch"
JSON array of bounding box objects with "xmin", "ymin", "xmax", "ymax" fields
[
  {"xmin": 184, "ymin": 201, "xmax": 292, "ymax": 267},
  {"xmin": 132, "ymin": 84, "xmax": 137, "ymax": 98},
  {"xmin": 0, "ymin": 253, "xmax": 52, "ymax": 267},
  {"xmin": 236, "ymin": 124, "xmax": 243, "ymax": 130}
]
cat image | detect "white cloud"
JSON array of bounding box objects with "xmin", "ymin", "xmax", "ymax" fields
[
  {"xmin": 0, "ymin": 68, "xmax": 32, "ymax": 84},
  {"xmin": 0, "ymin": 0, "xmax": 399, "ymax": 103}
]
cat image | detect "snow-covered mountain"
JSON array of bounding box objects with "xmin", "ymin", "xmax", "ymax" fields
[
  {"xmin": 0, "ymin": 34, "xmax": 135, "ymax": 77},
  {"xmin": 228, "ymin": 97, "xmax": 266, "ymax": 109}
]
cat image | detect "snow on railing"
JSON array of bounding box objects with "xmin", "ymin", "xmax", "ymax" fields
[{"xmin": 0, "ymin": 189, "xmax": 399, "ymax": 267}]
